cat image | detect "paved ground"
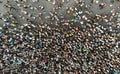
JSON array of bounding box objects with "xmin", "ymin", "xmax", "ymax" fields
[
  {"xmin": 0, "ymin": 0, "xmax": 8, "ymax": 25},
  {"xmin": 0, "ymin": 0, "xmax": 120, "ymax": 26},
  {"xmin": 0, "ymin": 0, "xmax": 120, "ymax": 15}
]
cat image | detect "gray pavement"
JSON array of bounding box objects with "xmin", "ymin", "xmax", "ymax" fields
[
  {"xmin": 0, "ymin": 0, "xmax": 120, "ymax": 26},
  {"xmin": 0, "ymin": 0, "xmax": 120, "ymax": 17}
]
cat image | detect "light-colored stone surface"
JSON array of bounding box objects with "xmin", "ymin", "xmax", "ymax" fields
[
  {"xmin": 0, "ymin": 0, "xmax": 120, "ymax": 25},
  {"xmin": 0, "ymin": 0, "xmax": 120, "ymax": 16}
]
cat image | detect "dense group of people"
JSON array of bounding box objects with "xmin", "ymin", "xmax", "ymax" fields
[{"xmin": 0, "ymin": 0, "xmax": 120, "ymax": 74}]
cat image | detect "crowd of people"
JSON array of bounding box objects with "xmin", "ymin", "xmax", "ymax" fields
[{"xmin": 0, "ymin": 0, "xmax": 120, "ymax": 74}]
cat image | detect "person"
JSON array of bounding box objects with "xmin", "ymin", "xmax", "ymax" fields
[
  {"xmin": 110, "ymin": 0, "xmax": 115, "ymax": 3},
  {"xmin": 99, "ymin": 3, "xmax": 106, "ymax": 9}
]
